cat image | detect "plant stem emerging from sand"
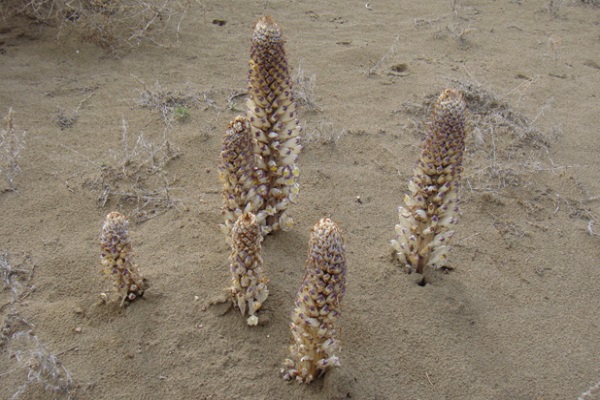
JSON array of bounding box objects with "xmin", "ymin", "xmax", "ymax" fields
[
  {"xmin": 392, "ymin": 89, "xmax": 469, "ymax": 281},
  {"xmin": 283, "ymin": 218, "xmax": 346, "ymax": 383},
  {"xmin": 229, "ymin": 212, "xmax": 269, "ymax": 326},
  {"xmin": 100, "ymin": 212, "xmax": 147, "ymax": 306}
]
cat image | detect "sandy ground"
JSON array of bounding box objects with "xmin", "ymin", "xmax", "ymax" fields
[{"xmin": 1, "ymin": 0, "xmax": 600, "ymax": 399}]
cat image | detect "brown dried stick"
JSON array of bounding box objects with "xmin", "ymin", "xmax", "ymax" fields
[
  {"xmin": 246, "ymin": 16, "xmax": 302, "ymax": 235},
  {"xmin": 392, "ymin": 89, "xmax": 469, "ymax": 277},
  {"xmin": 283, "ymin": 218, "xmax": 346, "ymax": 383}
]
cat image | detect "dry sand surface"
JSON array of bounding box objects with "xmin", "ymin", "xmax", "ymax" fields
[{"xmin": 1, "ymin": 0, "xmax": 600, "ymax": 399}]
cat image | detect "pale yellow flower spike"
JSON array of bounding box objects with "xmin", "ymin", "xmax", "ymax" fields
[
  {"xmin": 246, "ymin": 16, "xmax": 302, "ymax": 235},
  {"xmin": 392, "ymin": 89, "xmax": 469, "ymax": 281},
  {"xmin": 284, "ymin": 218, "xmax": 346, "ymax": 383},
  {"xmin": 219, "ymin": 116, "xmax": 267, "ymax": 235},
  {"xmin": 229, "ymin": 212, "xmax": 269, "ymax": 326},
  {"xmin": 100, "ymin": 212, "xmax": 146, "ymax": 306}
]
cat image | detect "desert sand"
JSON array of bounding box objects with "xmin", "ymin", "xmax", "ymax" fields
[{"xmin": 1, "ymin": 1, "xmax": 600, "ymax": 399}]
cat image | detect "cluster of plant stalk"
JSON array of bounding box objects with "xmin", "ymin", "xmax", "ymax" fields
[
  {"xmin": 97, "ymin": 16, "xmax": 469, "ymax": 387},
  {"xmin": 218, "ymin": 16, "xmax": 347, "ymax": 383}
]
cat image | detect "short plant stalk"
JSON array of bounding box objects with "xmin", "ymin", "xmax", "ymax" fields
[
  {"xmin": 229, "ymin": 212, "xmax": 269, "ymax": 326},
  {"xmin": 100, "ymin": 212, "xmax": 147, "ymax": 305},
  {"xmin": 283, "ymin": 218, "xmax": 346, "ymax": 383}
]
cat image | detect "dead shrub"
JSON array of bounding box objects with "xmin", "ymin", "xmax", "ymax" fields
[{"xmin": 1, "ymin": 0, "xmax": 189, "ymax": 54}]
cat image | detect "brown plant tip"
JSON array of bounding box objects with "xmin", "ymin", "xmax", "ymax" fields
[
  {"xmin": 252, "ymin": 16, "xmax": 283, "ymax": 45},
  {"xmin": 100, "ymin": 212, "xmax": 146, "ymax": 306},
  {"xmin": 229, "ymin": 212, "xmax": 269, "ymax": 324},
  {"xmin": 423, "ymin": 88, "xmax": 468, "ymax": 175},
  {"xmin": 392, "ymin": 89, "xmax": 469, "ymax": 277},
  {"xmin": 283, "ymin": 218, "xmax": 346, "ymax": 383},
  {"xmin": 246, "ymin": 16, "xmax": 302, "ymax": 235}
]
